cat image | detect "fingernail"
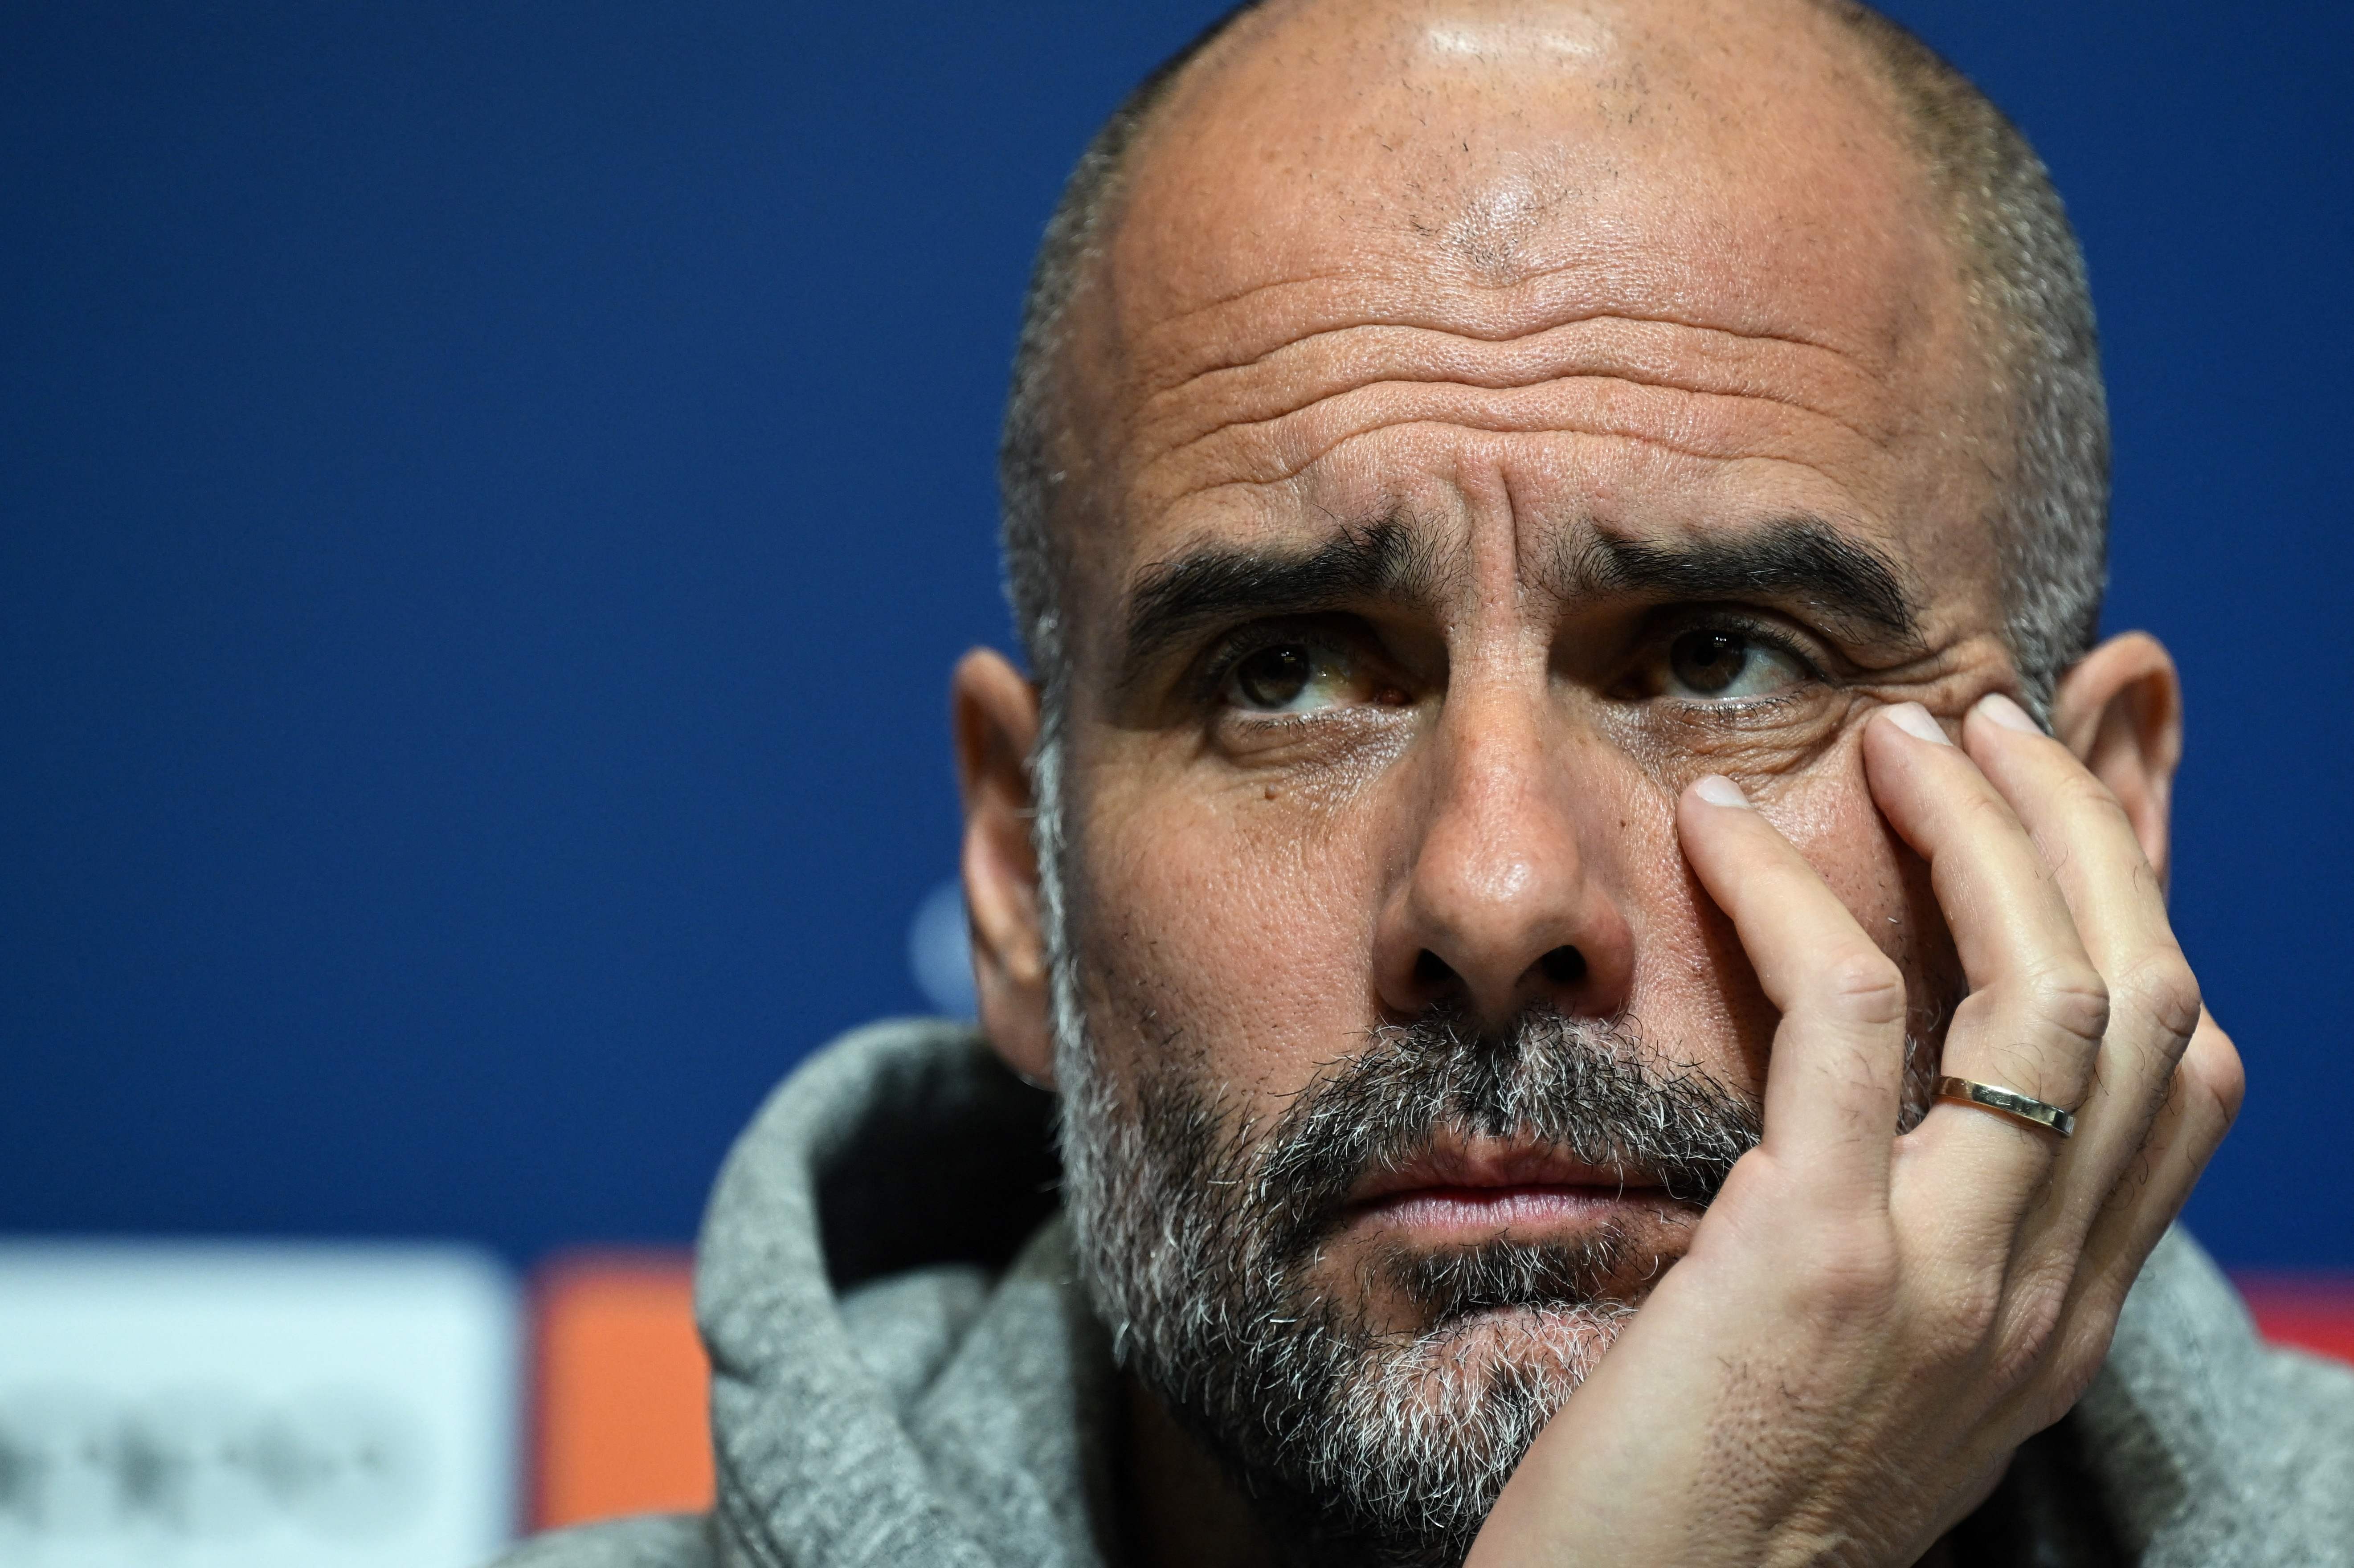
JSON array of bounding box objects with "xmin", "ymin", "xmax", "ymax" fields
[
  {"xmin": 1884, "ymin": 702, "xmax": 1953, "ymax": 746},
  {"xmin": 1974, "ymin": 692, "xmax": 2042, "ymax": 734},
  {"xmin": 1692, "ymin": 774, "xmax": 1750, "ymax": 808}
]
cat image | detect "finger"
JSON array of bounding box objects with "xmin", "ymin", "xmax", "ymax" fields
[
  {"xmin": 1943, "ymin": 1020, "xmax": 2237, "ymax": 1491},
  {"xmin": 1677, "ymin": 774, "xmax": 1905, "ymax": 1199},
  {"xmin": 1991, "ymin": 1012, "xmax": 2243, "ymax": 1437},
  {"xmin": 1961, "ymin": 693, "xmax": 2181, "ymax": 990},
  {"xmin": 1863, "ymin": 704, "xmax": 2106, "ymax": 1166},
  {"xmin": 1959, "ymin": 693, "xmax": 2203, "ymax": 1239},
  {"xmin": 2065, "ymin": 1009, "xmax": 2244, "ymax": 1353}
]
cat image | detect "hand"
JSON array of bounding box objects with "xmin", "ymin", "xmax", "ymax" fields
[{"xmin": 1464, "ymin": 693, "xmax": 2244, "ymax": 1568}]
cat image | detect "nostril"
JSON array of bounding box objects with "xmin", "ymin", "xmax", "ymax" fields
[
  {"xmin": 1539, "ymin": 946, "xmax": 1587, "ymax": 986},
  {"xmin": 1412, "ymin": 949, "xmax": 1457, "ymax": 991}
]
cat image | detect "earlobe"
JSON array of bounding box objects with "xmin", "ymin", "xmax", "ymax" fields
[
  {"xmin": 2050, "ymin": 631, "xmax": 2183, "ymax": 885},
  {"xmin": 951, "ymin": 647, "xmax": 1057, "ymax": 1087}
]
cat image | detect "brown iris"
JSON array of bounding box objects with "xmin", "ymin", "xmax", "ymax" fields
[
  {"xmin": 1667, "ymin": 629, "xmax": 1754, "ymax": 696},
  {"xmin": 1234, "ymin": 645, "xmax": 1315, "ymax": 710}
]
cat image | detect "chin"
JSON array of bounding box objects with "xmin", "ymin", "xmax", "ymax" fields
[{"xmin": 1385, "ymin": 1299, "xmax": 1637, "ymax": 1393}]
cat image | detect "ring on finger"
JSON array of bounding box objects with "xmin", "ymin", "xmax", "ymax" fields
[{"xmin": 1933, "ymin": 1074, "xmax": 2077, "ymax": 1139}]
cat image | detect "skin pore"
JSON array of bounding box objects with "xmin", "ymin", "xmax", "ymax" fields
[{"xmin": 953, "ymin": 0, "xmax": 2216, "ymax": 1563}]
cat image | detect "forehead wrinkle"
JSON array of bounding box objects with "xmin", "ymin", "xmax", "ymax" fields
[
  {"xmin": 1138, "ymin": 310, "xmax": 1862, "ymax": 408},
  {"xmin": 1132, "ymin": 376, "xmax": 1880, "ymax": 508},
  {"xmin": 1129, "ymin": 323, "xmax": 1893, "ymax": 486},
  {"xmin": 1124, "ymin": 265, "xmax": 1876, "ymax": 401},
  {"xmin": 1061, "ymin": 1, "xmax": 1998, "ymax": 678},
  {"xmin": 1149, "ymin": 443, "xmax": 1853, "ymax": 536}
]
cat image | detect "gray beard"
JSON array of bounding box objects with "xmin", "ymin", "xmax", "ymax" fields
[{"xmin": 1057, "ymin": 1004, "xmax": 1764, "ymax": 1568}]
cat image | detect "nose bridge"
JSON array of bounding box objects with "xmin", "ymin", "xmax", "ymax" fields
[
  {"xmin": 1426, "ymin": 685, "xmax": 1556, "ymax": 902},
  {"xmin": 1375, "ymin": 673, "xmax": 1635, "ymax": 1025}
]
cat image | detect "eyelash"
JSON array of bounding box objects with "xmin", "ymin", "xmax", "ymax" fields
[
  {"xmin": 1642, "ymin": 610, "xmax": 1832, "ymax": 706},
  {"xmin": 1193, "ymin": 620, "xmax": 1362, "ymax": 704}
]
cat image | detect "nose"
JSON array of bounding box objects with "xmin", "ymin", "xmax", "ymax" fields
[{"xmin": 1372, "ymin": 689, "xmax": 1636, "ymax": 1028}]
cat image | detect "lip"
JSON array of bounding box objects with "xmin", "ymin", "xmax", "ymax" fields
[{"xmin": 1347, "ymin": 1138, "xmax": 1668, "ymax": 1237}]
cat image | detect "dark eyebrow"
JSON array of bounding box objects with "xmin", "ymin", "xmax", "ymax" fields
[
  {"xmin": 1116, "ymin": 520, "xmax": 1445, "ymax": 689},
  {"xmin": 1558, "ymin": 517, "xmax": 1922, "ymax": 648}
]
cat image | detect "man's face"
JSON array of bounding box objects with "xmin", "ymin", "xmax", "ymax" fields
[{"xmin": 1025, "ymin": 0, "xmax": 2028, "ymax": 1556}]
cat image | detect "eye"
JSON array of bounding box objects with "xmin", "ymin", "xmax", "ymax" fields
[
  {"xmin": 1223, "ymin": 641, "xmax": 1353, "ymax": 714},
  {"xmin": 1661, "ymin": 628, "xmax": 1809, "ymax": 701}
]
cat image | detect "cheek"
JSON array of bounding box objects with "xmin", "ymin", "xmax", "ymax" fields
[
  {"xmin": 1765, "ymin": 748, "xmax": 1908, "ymax": 927},
  {"xmin": 1061, "ymin": 714, "xmax": 1953, "ymax": 1108},
  {"xmin": 1615, "ymin": 727, "xmax": 1931, "ymax": 1093},
  {"xmin": 1603, "ymin": 767, "xmax": 1781, "ymax": 1092},
  {"xmin": 1760, "ymin": 734, "xmax": 1957, "ymax": 1011},
  {"xmin": 1069, "ymin": 771, "xmax": 1384, "ymax": 1102}
]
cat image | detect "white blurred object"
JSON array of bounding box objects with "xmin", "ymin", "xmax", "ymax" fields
[
  {"xmin": 907, "ymin": 877, "xmax": 977, "ymax": 1021},
  {"xmin": 0, "ymin": 1242, "xmax": 517, "ymax": 1567}
]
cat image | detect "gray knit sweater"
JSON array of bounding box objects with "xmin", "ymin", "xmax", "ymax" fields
[{"xmin": 496, "ymin": 1018, "xmax": 2354, "ymax": 1567}]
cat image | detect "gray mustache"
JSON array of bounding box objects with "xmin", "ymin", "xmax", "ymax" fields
[{"xmin": 1248, "ymin": 1010, "xmax": 1765, "ymax": 1266}]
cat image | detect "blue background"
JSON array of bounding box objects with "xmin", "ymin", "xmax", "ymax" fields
[{"xmin": 4, "ymin": 1, "xmax": 2348, "ymax": 1270}]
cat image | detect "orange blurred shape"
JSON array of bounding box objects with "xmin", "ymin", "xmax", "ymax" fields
[
  {"xmin": 2238, "ymin": 1274, "xmax": 2354, "ymax": 1368},
  {"xmin": 534, "ymin": 1251, "xmax": 712, "ymax": 1530}
]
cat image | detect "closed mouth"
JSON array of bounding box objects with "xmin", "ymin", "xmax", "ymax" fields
[{"xmin": 1347, "ymin": 1137, "xmax": 1674, "ymax": 1239}]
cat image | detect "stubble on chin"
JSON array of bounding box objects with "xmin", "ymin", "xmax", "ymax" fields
[{"xmin": 1059, "ymin": 1006, "xmax": 1766, "ymax": 1567}]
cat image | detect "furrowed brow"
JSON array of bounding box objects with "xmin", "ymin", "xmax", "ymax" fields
[
  {"xmin": 1117, "ymin": 520, "xmax": 1442, "ymax": 690},
  {"xmin": 1559, "ymin": 518, "xmax": 1922, "ymax": 649}
]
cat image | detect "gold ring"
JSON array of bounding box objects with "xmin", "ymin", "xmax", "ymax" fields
[{"xmin": 1933, "ymin": 1075, "xmax": 2076, "ymax": 1139}]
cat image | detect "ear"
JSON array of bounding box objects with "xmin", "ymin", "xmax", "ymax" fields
[
  {"xmin": 952, "ymin": 647, "xmax": 1056, "ymax": 1087},
  {"xmin": 2049, "ymin": 631, "xmax": 2184, "ymax": 886}
]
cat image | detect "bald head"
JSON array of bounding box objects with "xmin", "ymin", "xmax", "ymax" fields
[{"xmin": 1000, "ymin": 0, "xmax": 2103, "ymax": 719}]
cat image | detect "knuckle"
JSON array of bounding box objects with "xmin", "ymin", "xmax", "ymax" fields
[
  {"xmin": 2114, "ymin": 950, "xmax": 2203, "ymax": 1049},
  {"xmin": 2059, "ymin": 773, "xmax": 2133, "ymax": 826},
  {"xmin": 1969, "ymin": 1265, "xmax": 2074, "ymax": 1389},
  {"xmin": 2003, "ymin": 1267, "xmax": 2073, "ymax": 1364},
  {"xmin": 1917, "ymin": 1268, "xmax": 2006, "ymax": 1364},
  {"xmin": 2045, "ymin": 1298, "xmax": 2127, "ymax": 1408},
  {"xmin": 2189, "ymin": 1033, "xmax": 2248, "ymax": 1127},
  {"xmin": 1804, "ymin": 1226, "xmax": 1903, "ymax": 1319},
  {"xmin": 2046, "ymin": 1340, "xmax": 2110, "ymax": 1415},
  {"xmin": 1954, "ymin": 1277, "xmax": 2009, "ymax": 1347},
  {"xmin": 1812, "ymin": 947, "xmax": 1908, "ymax": 1027},
  {"xmin": 1956, "ymin": 788, "xmax": 2024, "ymax": 843},
  {"xmin": 2023, "ymin": 962, "xmax": 2110, "ymax": 1048}
]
